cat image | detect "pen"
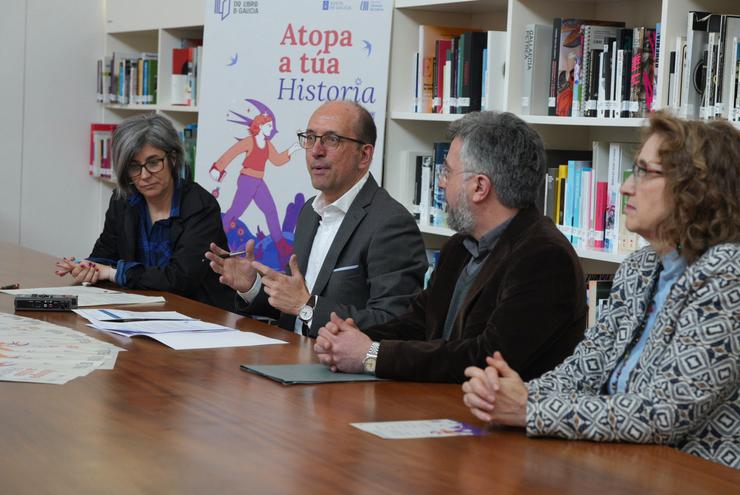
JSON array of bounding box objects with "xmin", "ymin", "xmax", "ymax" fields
[
  {"xmin": 224, "ymin": 250, "xmax": 247, "ymax": 258},
  {"xmin": 201, "ymin": 250, "xmax": 248, "ymax": 263},
  {"xmin": 1, "ymin": 283, "xmax": 20, "ymax": 290}
]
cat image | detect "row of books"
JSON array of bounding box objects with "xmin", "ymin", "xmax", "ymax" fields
[
  {"xmin": 537, "ymin": 142, "xmax": 647, "ymax": 254},
  {"xmin": 413, "ymin": 26, "xmax": 506, "ymax": 114},
  {"xmin": 408, "ymin": 143, "xmax": 451, "ymax": 228},
  {"xmin": 89, "ymin": 123, "xmax": 117, "ymax": 178},
  {"xmin": 171, "ymin": 41, "xmax": 203, "ymax": 107},
  {"xmin": 666, "ymin": 11, "xmax": 740, "ymax": 121},
  {"xmin": 543, "ymin": 19, "xmax": 659, "ymax": 118},
  {"xmin": 96, "ymin": 52, "xmax": 158, "ymax": 105}
]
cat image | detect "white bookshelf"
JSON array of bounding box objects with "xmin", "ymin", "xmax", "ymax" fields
[{"xmin": 383, "ymin": 0, "xmax": 738, "ymax": 268}]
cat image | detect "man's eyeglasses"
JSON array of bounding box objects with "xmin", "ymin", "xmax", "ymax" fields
[
  {"xmin": 297, "ymin": 131, "xmax": 367, "ymax": 149},
  {"xmin": 439, "ymin": 164, "xmax": 475, "ymax": 184},
  {"xmin": 631, "ymin": 163, "xmax": 664, "ymax": 183},
  {"xmin": 127, "ymin": 155, "xmax": 167, "ymax": 178}
]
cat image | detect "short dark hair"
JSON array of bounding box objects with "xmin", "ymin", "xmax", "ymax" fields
[
  {"xmin": 111, "ymin": 113, "xmax": 189, "ymax": 198},
  {"xmin": 448, "ymin": 111, "xmax": 546, "ymax": 208},
  {"xmin": 646, "ymin": 111, "xmax": 740, "ymax": 263}
]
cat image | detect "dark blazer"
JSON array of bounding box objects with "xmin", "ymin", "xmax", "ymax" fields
[
  {"xmin": 366, "ymin": 205, "xmax": 587, "ymax": 383},
  {"xmin": 90, "ymin": 181, "xmax": 237, "ymax": 311},
  {"xmin": 245, "ymin": 174, "xmax": 428, "ymax": 336}
]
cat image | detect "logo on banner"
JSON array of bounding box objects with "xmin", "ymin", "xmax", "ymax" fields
[
  {"xmin": 321, "ymin": 1, "xmax": 352, "ymax": 11},
  {"xmin": 214, "ymin": 0, "xmax": 231, "ymax": 20},
  {"xmin": 360, "ymin": 1, "xmax": 384, "ymax": 11}
]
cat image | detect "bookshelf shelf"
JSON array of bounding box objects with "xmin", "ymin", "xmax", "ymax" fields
[
  {"xmin": 390, "ymin": 112, "xmax": 459, "ymax": 122},
  {"xmin": 158, "ymin": 105, "xmax": 199, "ymax": 113},
  {"xmin": 396, "ymin": 0, "xmax": 508, "ymax": 12},
  {"xmin": 574, "ymin": 247, "xmax": 627, "ymax": 264},
  {"xmin": 520, "ymin": 116, "xmax": 646, "ymax": 128},
  {"xmin": 105, "ymin": 104, "xmax": 157, "ymax": 111},
  {"xmin": 419, "ymin": 224, "xmax": 457, "ymax": 237}
]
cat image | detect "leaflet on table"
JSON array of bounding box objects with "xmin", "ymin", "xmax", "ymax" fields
[
  {"xmin": 149, "ymin": 331, "xmax": 287, "ymax": 350},
  {"xmin": 1, "ymin": 286, "xmax": 165, "ymax": 307},
  {"xmin": 351, "ymin": 419, "xmax": 486, "ymax": 439},
  {"xmin": 0, "ymin": 313, "xmax": 125, "ymax": 384},
  {"xmin": 87, "ymin": 319, "xmax": 232, "ymax": 334},
  {"xmin": 74, "ymin": 309, "xmax": 194, "ymax": 321}
]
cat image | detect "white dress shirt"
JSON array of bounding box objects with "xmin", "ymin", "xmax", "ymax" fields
[{"xmin": 239, "ymin": 173, "xmax": 370, "ymax": 335}]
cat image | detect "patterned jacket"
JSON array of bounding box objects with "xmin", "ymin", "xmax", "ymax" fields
[{"xmin": 526, "ymin": 243, "xmax": 740, "ymax": 469}]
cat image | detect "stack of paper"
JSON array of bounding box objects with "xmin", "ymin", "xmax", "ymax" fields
[
  {"xmin": 0, "ymin": 313, "xmax": 125, "ymax": 385},
  {"xmin": 74, "ymin": 309, "xmax": 287, "ymax": 350}
]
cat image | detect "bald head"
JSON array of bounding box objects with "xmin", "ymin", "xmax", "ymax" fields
[{"xmin": 312, "ymin": 101, "xmax": 377, "ymax": 147}]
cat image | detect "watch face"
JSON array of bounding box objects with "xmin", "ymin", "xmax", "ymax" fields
[
  {"xmin": 363, "ymin": 356, "xmax": 376, "ymax": 374},
  {"xmin": 299, "ymin": 305, "xmax": 313, "ymax": 322}
]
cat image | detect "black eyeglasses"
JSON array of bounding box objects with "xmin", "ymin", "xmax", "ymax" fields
[
  {"xmin": 296, "ymin": 131, "xmax": 366, "ymax": 149},
  {"xmin": 127, "ymin": 155, "xmax": 167, "ymax": 178},
  {"xmin": 631, "ymin": 162, "xmax": 664, "ymax": 183}
]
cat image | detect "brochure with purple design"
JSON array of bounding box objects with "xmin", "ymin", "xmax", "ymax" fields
[{"xmin": 351, "ymin": 419, "xmax": 486, "ymax": 439}]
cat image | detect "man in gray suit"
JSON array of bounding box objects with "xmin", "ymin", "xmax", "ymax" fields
[{"xmin": 206, "ymin": 100, "xmax": 427, "ymax": 336}]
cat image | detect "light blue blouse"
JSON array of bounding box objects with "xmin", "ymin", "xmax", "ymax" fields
[{"xmin": 607, "ymin": 250, "xmax": 688, "ymax": 393}]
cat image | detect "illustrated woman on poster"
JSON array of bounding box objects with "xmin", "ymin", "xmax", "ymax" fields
[{"xmin": 210, "ymin": 109, "xmax": 301, "ymax": 262}]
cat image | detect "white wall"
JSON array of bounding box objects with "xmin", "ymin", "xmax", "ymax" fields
[
  {"xmin": 3, "ymin": 0, "xmax": 106, "ymax": 257},
  {"xmin": 0, "ymin": 2, "xmax": 26, "ymax": 244}
]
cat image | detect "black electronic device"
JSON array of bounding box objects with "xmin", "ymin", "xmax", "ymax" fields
[{"xmin": 14, "ymin": 294, "xmax": 78, "ymax": 312}]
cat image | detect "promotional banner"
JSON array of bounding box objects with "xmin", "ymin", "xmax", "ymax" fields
[{"xmin": 196, "ymin": 0, "xmax": 393, "ymax": 270}]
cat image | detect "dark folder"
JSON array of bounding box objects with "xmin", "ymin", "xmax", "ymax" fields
[{"xmin": 240, "ymin": 363, "xmax": 385, "ymax": 385}]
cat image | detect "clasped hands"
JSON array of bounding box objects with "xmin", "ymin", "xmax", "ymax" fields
[
  {"xmin": 462, "ymin": 352, "xmax": 529, "ymax": 428},
  {"xmin": 55, "ymin": 258, "xmax": 116, "ymax": 286},
  {"xmin": 314, "ymin": 312, "xmax": 372, "ymax": 374},
  {"xmin": 205, "ymin": 240, "xmax": 310, "ymax": 316}
]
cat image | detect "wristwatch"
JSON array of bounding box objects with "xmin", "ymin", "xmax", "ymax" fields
[
  {"xmin": 298, "ymin": 295, "xmax": 317, "ymax": 324},
  {"xmin": 362, "ymin": 342, "xmax": 380, "ymax": 374}
]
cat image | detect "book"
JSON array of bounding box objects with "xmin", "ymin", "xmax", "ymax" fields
[
  {"xmin": 431, "ymin": 142, "xmax": 450, "ymax": 226},
  {"xmin": 172, "ymin": 47, "xmax": 194, "ymax": 105},
  {"xmin": 718, "ymin": 16, "xmax": 740, "ymax": 118},
  {"xmin": 89, "ymin": 124, "xmax": 117, "ymax": 178},
  {"xmin": 521, "ymin": 24, "xmax": 552, "ymax": 115},
  {"xmin": 482, "ymin": 31, "xmax": 506, "ymax": 111},
  {"xmin": 458, "ymin": 31, "xmax": 488, "ymax": 113},
  {"xmin": 681, "ymin": 11, "xmax": 711, "ymax": 118}
]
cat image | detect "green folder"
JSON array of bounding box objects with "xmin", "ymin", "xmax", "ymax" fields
[{"xmin": 240, "ymin": 363, "xmax": 385, "ymax": 385}]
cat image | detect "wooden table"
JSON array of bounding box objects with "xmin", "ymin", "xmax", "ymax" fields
[{"xmin": 0, "ymin": 242, "xmax": 737, "ymax": 494}]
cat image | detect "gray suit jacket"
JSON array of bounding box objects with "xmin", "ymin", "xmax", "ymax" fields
[{"xmin": 243, "ymin": 175, "xmax": 427, "ymax": 336}]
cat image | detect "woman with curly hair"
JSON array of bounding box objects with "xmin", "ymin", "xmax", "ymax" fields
[{"xmin": 461, "ymin": 111, "xmax": 740, "ymax": 469}]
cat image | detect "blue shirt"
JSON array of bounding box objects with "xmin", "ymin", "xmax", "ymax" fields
[
  {"xmin": 90, "ymin": 181, "xmax": 183, "ymax": 286},
  {"xmin": 607, "ymin": 250, "xmax": 688, "ymax": 393}
]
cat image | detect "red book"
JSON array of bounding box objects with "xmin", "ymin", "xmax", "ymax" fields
[
  {"xmin": 89, "ymin": 123, "xmax": 117, "ymax": 176},
  {"xmin": 434, "ymin": 40, "xmax": 452, "ymax": 113},
  {"xmin": 594, "ymin": 181, "xmax": 608, "ymax": 249}
]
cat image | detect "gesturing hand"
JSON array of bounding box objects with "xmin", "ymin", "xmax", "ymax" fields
[
  {"xmin": 252, "ymin": 255, "xmax": 310, "ymax": 316},
  {"xmin": 462, "ymin": 352, "xmax": 528, "ymax": 427},
  {"xmin": 205, "ymin": 240, "xmax": 257, "ymax": 293}
]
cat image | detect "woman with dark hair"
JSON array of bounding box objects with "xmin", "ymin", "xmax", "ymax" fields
[
  {"xmin": 55, "ymin": 113, "xmax": 235, "ymax": 311},
  {"xmin": 461, "ymin": 111, "xmax": 740, "ymax": 468}
]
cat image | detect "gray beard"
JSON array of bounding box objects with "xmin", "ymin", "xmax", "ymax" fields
[{"xmin": 447, "ymin": 188, "xmax": 475, "ymax": 234}]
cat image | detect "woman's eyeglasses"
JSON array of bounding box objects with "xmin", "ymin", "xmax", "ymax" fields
[{"xmin": 127, "ymin": 156, "xmax": 167, "ymax": 178}]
